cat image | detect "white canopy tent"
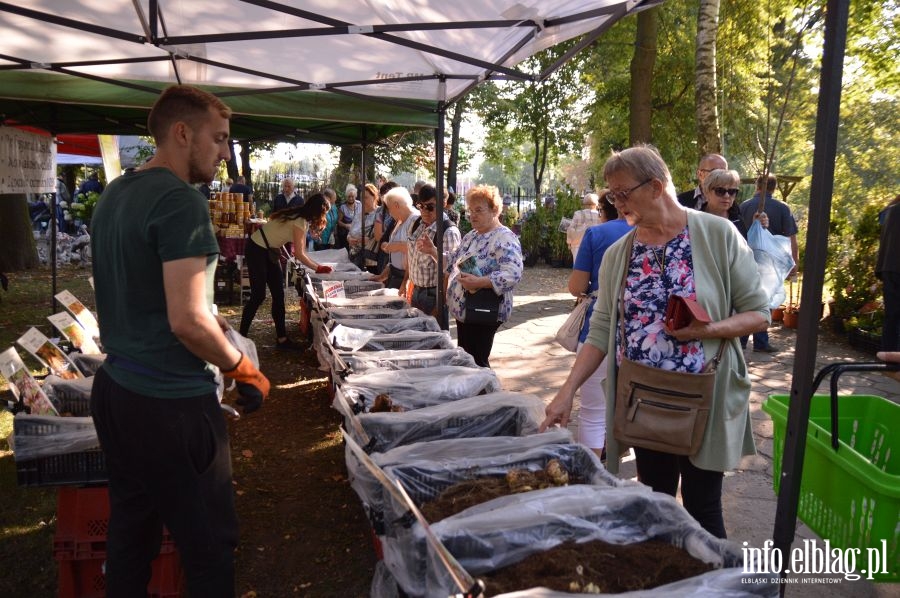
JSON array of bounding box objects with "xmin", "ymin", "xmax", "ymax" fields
[
  {"xmin": 0, "ymin": 0, "xmax": 659, "ymax": 143},
  {"xmin": 1, "ymin": 0, "xmax": 660, "ymax": 326}
]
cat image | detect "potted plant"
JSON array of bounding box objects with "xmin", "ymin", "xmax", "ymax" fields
[
  {"xmin": 771, "ymin": 305, "xmax": 786, "ymax": 322},
  {"xmin": 782, "ymin": 278, "xmax": 799, "ymax": 328},
  {"xmin": 782, "ymin": 304, "xmax": 800, "ymax": 329}
]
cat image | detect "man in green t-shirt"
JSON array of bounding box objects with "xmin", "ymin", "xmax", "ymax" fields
[{"xmin": 90, "ymin": 85, "xmax": 269, "ymax": 598}]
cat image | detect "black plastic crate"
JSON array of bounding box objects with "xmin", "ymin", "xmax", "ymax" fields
[
  {"xmin": 847, "ymin": 328, "xmax": 881, "ymax": 355},
  {"xmin": 13, "ymin": 412, "xmax": 107, "ymax": 487},
  {"xmin": 17, "ymin": 449, "xmax": 108, "ymax": 487}
]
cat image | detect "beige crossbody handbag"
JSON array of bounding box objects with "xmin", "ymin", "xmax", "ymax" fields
[{"xmin": 612, "ymin": 234, "xmax": 725, "ymax": 456}]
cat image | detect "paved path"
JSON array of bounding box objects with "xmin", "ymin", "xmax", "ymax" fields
[{"xmin": 486, "ymin": 264, "xmax": 900, "ymax": 598}]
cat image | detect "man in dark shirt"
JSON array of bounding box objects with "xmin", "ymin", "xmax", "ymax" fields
[
  {"xmin": 677, "ymin": 153, "xmax": 727, "ymax": 210},
  {"xmin": 272, "ymin": 178, "xmax": 303, "ymax": 211},
  {"xmin": 229, "ymin": 175, "xmax": 253, "ymax": 203},
  {"xmin": 78, "ymin": 172, "xmax": 104, "ymax": 196},
  {"xmin": 739, "ymin": 173, "xmax": 799, "ymax": 353}
]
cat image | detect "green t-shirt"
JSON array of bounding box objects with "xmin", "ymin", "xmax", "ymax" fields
[{"xmin": 90, "ymin": 168, "xmax": 220, "ymax": 397}]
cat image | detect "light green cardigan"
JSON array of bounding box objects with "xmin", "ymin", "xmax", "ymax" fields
[{"xmin": 585, "ymin": 209, "xmax": 770, "ymax": 473}]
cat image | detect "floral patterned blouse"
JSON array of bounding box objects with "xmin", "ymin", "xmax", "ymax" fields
[
  {"xmin": 618, "ymin": 227, "xmax": 705, "ymax": 372},
  {"xmin": 446, "ymin": 225, "xmax": 523, "ymax": 323}
]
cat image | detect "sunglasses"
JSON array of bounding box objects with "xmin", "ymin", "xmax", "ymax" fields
[
  {"xmin": 713, "ymin": 187, "xmax": 739, "ymax": 197},
  {"xmin": 417, "ymin": 203, "xmax": 436, "ymax": 212}
]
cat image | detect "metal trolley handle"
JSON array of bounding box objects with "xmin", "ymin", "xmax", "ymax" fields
[{"xmin": 809, "ymin": 362, "xmax": 900, "ymax": 451}]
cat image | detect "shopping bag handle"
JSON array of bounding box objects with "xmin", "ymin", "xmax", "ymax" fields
[{"xmin": 810, "ymin": 362, "xmax": 900, "ymax": 451}]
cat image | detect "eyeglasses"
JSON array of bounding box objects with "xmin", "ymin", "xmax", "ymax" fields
[
  {"xmin": 713, "ymin": 187, "xmax": 739, "ymax": 197},
  {"xmin": 606, "ymin": 179, "xmax": 651, "ymax": 205},
  {"xmin": 469, "ymin": 206, "xmax": 491, "ymax": 216},
  {"xmin": 417, "ymin": 203, "xmax": 436, "ymax": 212}
]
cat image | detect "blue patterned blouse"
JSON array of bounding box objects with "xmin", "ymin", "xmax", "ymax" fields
[
  {"xmin": 446, "ymin": 225, "xmax": 523, "ymax": 323},
  {"xmin": 618, "ymin": 227, "xmax": 705, "ymax": 372}
]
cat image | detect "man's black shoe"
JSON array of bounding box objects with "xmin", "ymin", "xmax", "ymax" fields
[{"xmin": 753, "ymin": 344, "xmax": 779, "ymax": 353}]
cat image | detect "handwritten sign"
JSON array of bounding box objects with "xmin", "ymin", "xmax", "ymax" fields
[{"xmin": 0, "ymin": 126, "xmax": 56, "ymax": 194}]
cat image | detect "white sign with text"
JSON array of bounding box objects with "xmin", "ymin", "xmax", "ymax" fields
[{"xmin": 0, "ymin": 126, "xmax": 56, "ymax": 194}]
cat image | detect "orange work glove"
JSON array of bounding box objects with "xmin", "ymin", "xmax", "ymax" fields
[{"xmin": 223, "ymin": 353, "xmax": 270, "ymax": 401}]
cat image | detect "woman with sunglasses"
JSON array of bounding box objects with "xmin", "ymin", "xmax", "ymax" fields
[
  {"xmin": 701, "ymin": 169, "xmax": 766, "ymax": 239},
  {"xmin": 541, "ymin": 145, "xmax": 769, "ymax": 538}
]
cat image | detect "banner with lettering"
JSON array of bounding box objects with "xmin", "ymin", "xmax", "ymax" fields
[{"xmin": 0, "ymin": 126, "xmax": 56, "ymax": 194}]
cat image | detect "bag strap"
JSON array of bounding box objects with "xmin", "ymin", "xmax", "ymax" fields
[
  {"xmin": 617, "ymin": 230, "xmax": 726, "ymax": 373},
  {"xmin": 259, "ymin": 226, "xmax": 274, "ymax": 250},
  {"xmin": 409, "ymin": 215, "xmax": 422, "ymax": 235}
]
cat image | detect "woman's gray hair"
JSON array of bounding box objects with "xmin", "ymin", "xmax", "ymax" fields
[
  {"xmin": 603, "ymin": 144, "xmax": 677, "ymax": 198},
  {"xmin": 702, "ymin": 169, "xmax": 741, "ymax": 196},
  {"xmin": 344, "ymin": 183, "xmax": 357, "ymax": 197},
  {"xmin": 383, "ymin": 186, "xmax": 413, "ymax": 210}
]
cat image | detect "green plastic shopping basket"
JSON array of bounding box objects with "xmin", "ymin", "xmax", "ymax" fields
[{"xmin": 762, "ymin": 362, "xmax": 900, "ymax": 582}]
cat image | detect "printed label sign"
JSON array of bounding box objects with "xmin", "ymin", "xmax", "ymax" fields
[{"xmin": 0, "ymin": 126, "xmax": 56, "ymax": 194}]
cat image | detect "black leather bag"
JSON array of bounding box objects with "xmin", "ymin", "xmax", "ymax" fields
[{"xmin": 464, "ymin": 288, "xmax": 502, "ymax": 324}]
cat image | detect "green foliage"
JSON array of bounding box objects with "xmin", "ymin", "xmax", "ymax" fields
[
  {"xmin": 472, "ymin": 42, "xmax": 585, "ymax": 193},
  {"xmin": 826, "ymin": 203, "xmax": 882, "ymax": 319},
  {"xmin": 518, "ymin": 204, "xmax": 549, "ymax": 262},
  {"xmin": 546, "ymin": 188, "xmax": 582, "ymax": 260}
]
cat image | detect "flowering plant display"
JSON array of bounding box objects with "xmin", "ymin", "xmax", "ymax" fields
[{"xmin": 69, "ymin": 190, "xmax": 101, "ymax": 222}]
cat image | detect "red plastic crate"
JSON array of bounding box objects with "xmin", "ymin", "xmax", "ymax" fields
[
  {"xmin": 56, "ymin": 548, "xmax": 183, "ymax": 598},
  {"xmin": 55, "ymin": 486, "xmax": 174, "ymax": 556},
  {"xmin": 54, "ymin": 485, "xmax": 177, "ymax": 580}
]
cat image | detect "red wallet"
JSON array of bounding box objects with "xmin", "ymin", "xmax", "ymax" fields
[{"xmin": 664, "ymin": 295, "xmax": 711, "ymax": 330}]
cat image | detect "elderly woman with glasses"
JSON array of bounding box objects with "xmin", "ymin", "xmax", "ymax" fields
[
  {"xmin": 446, "ymin": 184, "xmax": 523, "ymax": 367},
  {"xmin": 541, "ymin": 145, "xmax": 769, "ymax": 538},
  {"xmin": 700, "ymin": 169, "xmax": 767, "ymax": 239}
]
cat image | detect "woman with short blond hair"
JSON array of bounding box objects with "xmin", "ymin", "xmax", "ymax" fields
[{"xmin": 445, "ymin": 184, "xmax": 523, "ymax": 367}]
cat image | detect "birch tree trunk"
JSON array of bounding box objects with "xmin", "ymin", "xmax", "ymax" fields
[
  {"xmin": 629, "ymin": 8, "xmax": 659, "ymax": 144},
  {"xmin": 695, "ymin": 0, "xmax": 722, "ymax": 155}
]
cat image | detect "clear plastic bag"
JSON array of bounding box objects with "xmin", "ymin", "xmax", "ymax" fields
[
  {"xmin": 69, "ymin": 352, "xmax": 106, "ymax": 377},
  {"xmin": 329, "ymin": 326, "xmax": 454, "ymax": 352},
  {"xmin": 42, "ymin": 374, "xmax": 93, "ymax": 414},
  {"xmin": 338, "ymin": 348, "xmax": 477, "ymax": 375},
  {"xmin": 415, "ymin": 485, "xmax": 775, "ymax": 598},
  {"xmin": 323, "ymin": 296, "xmax": 409, "ymax": 310},
  {"xmin": 380, "ymin": 442, "xmax": 628, "ymax": 596},
  {"xmin": 338, "ymin": 365, "xmax": 501, "ymax": 413},
  {"xmin": 747, "ymin": 220, "xmax": 795, "ymax": 309},
  {"xmin": 327, "ymin": 317, "xmax": 441, "ymax": 334},
  {"xmin": 11, "ymin": 414, "xmax": 100, "ymax": 461},
  {"xmin": 326, "ymin": 307, "xmax": 425, "ymax": 320},
  {"xmin": 344, "ymin": 398, "xmax": 557, "ymax": 538}
]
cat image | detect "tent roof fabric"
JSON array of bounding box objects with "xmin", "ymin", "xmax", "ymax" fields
[{"xmin": 0, "ymin": 0, "xmax": 657, "ymax": 143}]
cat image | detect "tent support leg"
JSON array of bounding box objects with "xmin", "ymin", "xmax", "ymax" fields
[{"xmin": 771, "ymin": 0, "xmax": 849, "ymax": 592}]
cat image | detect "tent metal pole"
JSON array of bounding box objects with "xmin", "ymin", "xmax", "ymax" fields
[
  {"xmin": 360, "ymin": 132, "xmax": 367, "ymax": 273},
  {"xmin": 771, "ymin": 0, "xmax": 848, "ymax": 591},
  {"xmin": 50, "ymin": 174, "xmax": 58, "ymax": 305},
  {"xmin": 435, "ymin": 80, "xmax": 448, "ymax": 330}
]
